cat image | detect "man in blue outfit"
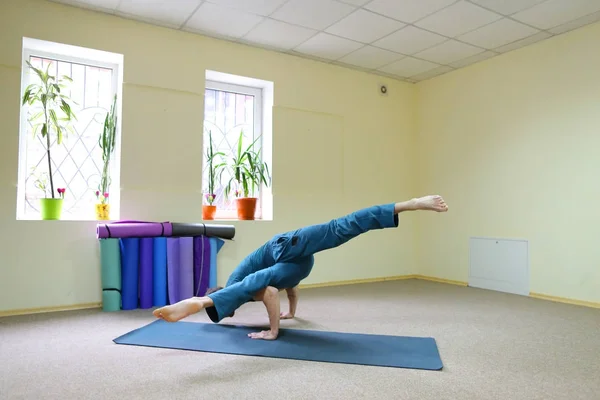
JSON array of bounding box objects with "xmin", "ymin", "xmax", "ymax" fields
[{"xmin": 153, "ymin": 195, "xmax": 448, "ymax": 340}]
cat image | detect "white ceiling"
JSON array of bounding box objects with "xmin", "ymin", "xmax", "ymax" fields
[{"xmin": 47, "ymin": 0, "xmax": 600, "ymax": 83}]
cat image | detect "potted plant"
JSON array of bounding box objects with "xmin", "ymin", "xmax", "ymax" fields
[
  {"xmin": 203, "ymin": 130, "xmax": 226, "ymax": 220},
  {"xmin": 22, "ymin": 60, "xmax": 77, "ymax": 220},
  {"xmin": 224, "ymin": 130, "xmax": 271, "ymax": 220},
  {"xmin": 95, "ymin": 94, "xmax": 117, "ymax": 220}
]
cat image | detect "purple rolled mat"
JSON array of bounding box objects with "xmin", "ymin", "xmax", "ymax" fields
[
  {"xmin": 200, "ymin": 236, "xmax": 212, "ymax": 296},
  {"xmin": 97, "ymin": 221, "xmax": 173, "ymax": 239},
  {"xmin": 139, "ymin": 238, "xmax": 154, "ymax": 309},
  {"xmin": 167, "ymin": 238, "xmax": 181, "ymax": 305},
  {"xmin": 178, "ymin": 237, "xmax": 194, "ymax": 301},
  {"xmin": 193, "ymin": 236, "xmax": 211, "ymax": 297}
]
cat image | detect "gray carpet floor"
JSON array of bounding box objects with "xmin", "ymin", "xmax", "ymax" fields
[{"xmin": 1, "ymin": 280, "xmax": 599, "ymax": 400}]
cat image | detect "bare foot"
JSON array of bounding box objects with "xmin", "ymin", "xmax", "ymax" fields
[
  {"xmin": 153, "ymin": 299, "xmax": 200, "ymax": 322},
  {"xmin": 413, "ymin": 195, "xmax": 448, "ymax": 212},
  {"xmin": 395, "ymin": 195, "xmax": 448, "ymax": 213}
]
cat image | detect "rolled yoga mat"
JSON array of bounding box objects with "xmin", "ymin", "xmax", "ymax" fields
[
  {"xmin": 114, "ymin": 320, "xmax": 444, "ymax": 371},
  {"xmin": 152, "ymin": 237, "xmax": 168, "ymax": 307},
  {"xmin": 166, "ymin": 238, "xmax": 181, "ymax": 305},
  {"xmin": 97, "ymin": 221, "xmax": 173, "ymax": 239},
  {"xmin": 179, "ymin": 237, "xmax": 194, "ymax": 300},
  {"xmin": 208, "ymin": 238, "xmax": 224, "ymax": 288},
  {"xmin": 171, "ymin": 223, "xmax": 235, "ymax": 240},
  {"xmin": 99, "ymin": 239, "xmax": 121, "ymax": 312},
  {"xmin": 139, "ymin": 238, "xmax": 154, "ymax": 309},
  {"xmin": 120, "ymin": 238, "xmax": 140, "ymax": 310},
  {"xmin": 193, "ymin": 236, "xmax": 211, "ymax": 296}
]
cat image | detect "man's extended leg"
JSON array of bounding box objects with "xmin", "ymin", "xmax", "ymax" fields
[{"xmin": 271, "ymin": 195, "xmax": 448, "ymax": 263}]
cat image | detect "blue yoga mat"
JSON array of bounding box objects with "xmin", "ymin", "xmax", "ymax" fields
[
  {"xmin": 152, "ymin": 238, "xmax": 168, "ymax": 307},
  {"xmin": 119, "ymin": 238, "xmax": 140, "ymax": 310},
  {"xmin": 113, "ymin": 320, "xmax": 443, "ymax": 370},
  {"xmin": 209, "ymin": 238, "xmax": 224, "ymax": 288}
]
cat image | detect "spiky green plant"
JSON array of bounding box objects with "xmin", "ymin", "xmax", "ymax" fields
[
  {"xmin": 21, "ymin": 60, "xmax": 77, "ymax": 198},
  {"xmin": 224, "ymin": 130, "xmax": 271, "ymax": 199},
  {"xmin": 97, "ymin": 94, "xmax": 117, "ymax": 204},
  {"xmin": 204, "ymin": 130, "xmax": 226, "ymax": 205}
]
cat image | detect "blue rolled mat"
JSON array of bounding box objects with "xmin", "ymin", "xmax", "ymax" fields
[
  {"xmin": 166, "ymin": 238, "xmax": 181, "ymax": 305},
  {"xmin": 139, "ymin": 238, "xmax": 154, "ymax": 309},
  {"xmin": 120, "ymin": 238, "xmax": 140, "ymax": 310},
  {"xmin": 152, "ymin": 237, "xmax": 168, "ymax": 307},
  {"xmin": 113, "ymin": 320, "xmax": 444, "ymax": 371},
  {"xmin": 208, "ymin": 237, "xmax": 224, "ymax": 288},
  {"xmin": 193, "ymin": 236, "xmax": 210, "ymax": 296},
  {"xmin": 179, "ymin": 237, "xmax": 194, "ymax": 300},
  {"xmin": 99, "ymin": 238, "xmax": 121, "ymax": 312}
]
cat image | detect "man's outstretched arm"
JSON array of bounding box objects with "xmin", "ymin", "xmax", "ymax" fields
[
  {"xmin": 248, "ymin": 286, "xmax": 280, "ymax": 340},
  {"xmin": 281, "ymin": 286, "xmax": 298, "ymax": 319}
]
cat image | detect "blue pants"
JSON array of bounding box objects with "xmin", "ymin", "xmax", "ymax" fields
[{"xmin": 205, "ymin": 203, "xmax": 398, "ymax": 322}]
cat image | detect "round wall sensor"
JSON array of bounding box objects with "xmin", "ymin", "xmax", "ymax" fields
[{"xmin": 380, "ymin": 85, "xmax": 388, "ymax": 95}]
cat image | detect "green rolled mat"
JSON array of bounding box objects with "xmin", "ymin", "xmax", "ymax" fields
[
  {"xmin": 102, "ymin": 290, "xmax": 121, "ymax": 313},
  {"xmin": 100, "ymin": 238, "xmax": 122, "ymax": 312}
]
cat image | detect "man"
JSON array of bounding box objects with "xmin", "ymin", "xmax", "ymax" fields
[{"xmin": 153, "ymin": 195, "xmax": 448, "ymax": 340}]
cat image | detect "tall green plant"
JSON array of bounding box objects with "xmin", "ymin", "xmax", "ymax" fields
[
  {"xmin": 22, "ymin": 61, "xmax": 77, "ymax": 198},
  {"xmin": 204, "ymin": 130, "xmax": 226, "ymax": 205},
  {"xmin": 224, "ymin": 130, "xmax": 271, "ymax": 199},
  {"xmin": 97, "ymin": 94, "xmax": 117, "ymax": 204}
]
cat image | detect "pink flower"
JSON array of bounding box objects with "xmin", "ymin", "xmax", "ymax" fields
[{"xmin": 103, "ymin": 193, "xmax": 109, "ymax": 198}]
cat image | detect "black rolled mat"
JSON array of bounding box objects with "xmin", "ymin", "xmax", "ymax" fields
[{"xmin": 171, "ymin": 223, "xmax": 235, "ymax": 240}]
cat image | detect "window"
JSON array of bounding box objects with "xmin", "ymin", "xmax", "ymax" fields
[
  {"xmin": 17, "ymin": 38, "xmax": 123, "ymax": 220},
  {"xmin": 203, "ymin": 71, "xmax": 273, "ymax": 220}
]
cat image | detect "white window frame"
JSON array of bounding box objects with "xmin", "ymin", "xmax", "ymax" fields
[
  {"xmin": 204, "ymin": 80, "xmax": 265, "ymax": 220},
  {"xmin": 17, "ymin": 37, "xmax": 123, "ymax": 221}
]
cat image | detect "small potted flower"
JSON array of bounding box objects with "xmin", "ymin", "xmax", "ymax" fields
[
  {"xmin": 203, "ymin": 130, "xmax": 226, "ymax": 220},
  {"xmin": 95, "ymin": 94, "xmax": 117, "ymax": 221},
  {"xmin": 95, "ymin": 191, "xmax": 110, "ymax": 220}
]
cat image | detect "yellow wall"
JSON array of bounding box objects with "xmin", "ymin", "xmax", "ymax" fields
[
  {"xmin": 0, "ymin": 0, "xmax": 417, "ymax": 312},
  {"xmin": 415, "ymin": 21, "xmax": 600, "ymax": 304}
]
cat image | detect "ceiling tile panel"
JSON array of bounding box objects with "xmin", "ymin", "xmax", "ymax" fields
[
  {"xmin": 184, "ymin": 2, "xmax": 264, "ymax": 38},
  {"xmin": 415, "ymin": 1, "xmax": 502, "ymax": 37},
  {"xmin": 364, "ymin": 0, "xmax": 458, "ymax": 23},
  {"xmin": 270, "ymin": 0, "xmax": 356, "ymax": 30},
  {"xmin": 294, "ymin": 32, "xmax": 364, "ymax": 60},
  {"xmin": 203, "ymin": 0, "xmax": 288, "ymax": 16},
  {"xmin": 512, "ymin": 0, "xmax": 600, "ymax": 30},
  {"xmin": 377, "ymin": 56, "xmax": 441, "ymax": 77},
  {"xmin": 117, "ymin": 0, "xmax": 202, "ymax": 28},
  {"xmin": 337, "ymin": 45, "xmax": 404, "ymax": 69},
  {"xmin": 448, "ymin": 50, "xmax": 497, "ymax": 68},
  {"xmin": 457, "ymin": 18, "xmax": 540, "ymax": 49},
  {"xmin": 414, "ymin": 39, "xmax": 484, "ymax": 64},
  {"xmin": 469, "ymin": 0, "xmax": 547, "ymax": 16},
  {"xmin": 325, "ymin": 9, "xmax": 405, "ymax": 43},
  {"xmin": 548, "ymin": 10, "xmax": 600, "ymax": 34},
  {"xmin": 373, "ymin": 25, "xmax": 447, "ymax": 55},
  {"xmin": 243, "ymin": 18, "xmax": 318, "ymax": 50},
  {"xmin": 493, "ymin": 31, "xmax": 553, "ymax": 53},
  {"xmin": 411, "ymin": 65, "xmax": 454, "ymax": 81}
]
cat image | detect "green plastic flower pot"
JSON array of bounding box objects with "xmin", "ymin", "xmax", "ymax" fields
[{"xmin": 40, "ymin": 198, "xmax": 63, "ymax": 220}]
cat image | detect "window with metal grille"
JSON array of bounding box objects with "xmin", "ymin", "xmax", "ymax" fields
[
  {"xmin": 17, "ymin": 38, "xmax": 122, "ymax": 220},
  {"xmin": 203, "ymin": 80, "xmax": 264, "ymax": 219}
]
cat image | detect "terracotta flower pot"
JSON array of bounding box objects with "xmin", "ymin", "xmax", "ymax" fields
[
  {"xmin": 202, "ymin": 204, "xmax": 216, "ymax": 220},
  {"xmin": 236, "ymin": 197, "xmax": 257, "ymax": 220}
]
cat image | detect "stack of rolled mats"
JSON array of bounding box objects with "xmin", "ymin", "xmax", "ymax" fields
[{"xmin": 98, "ymin": 221, "xmax": 235, "ymax": 312}]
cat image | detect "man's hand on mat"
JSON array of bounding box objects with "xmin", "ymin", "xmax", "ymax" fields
[
  {"xmin": 248, "ymin": 330, "xmax": 278, "ymax": 340},
  {"xmin": 280, "ymin": 312, "xmax": 294, "ymax": 320}
]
